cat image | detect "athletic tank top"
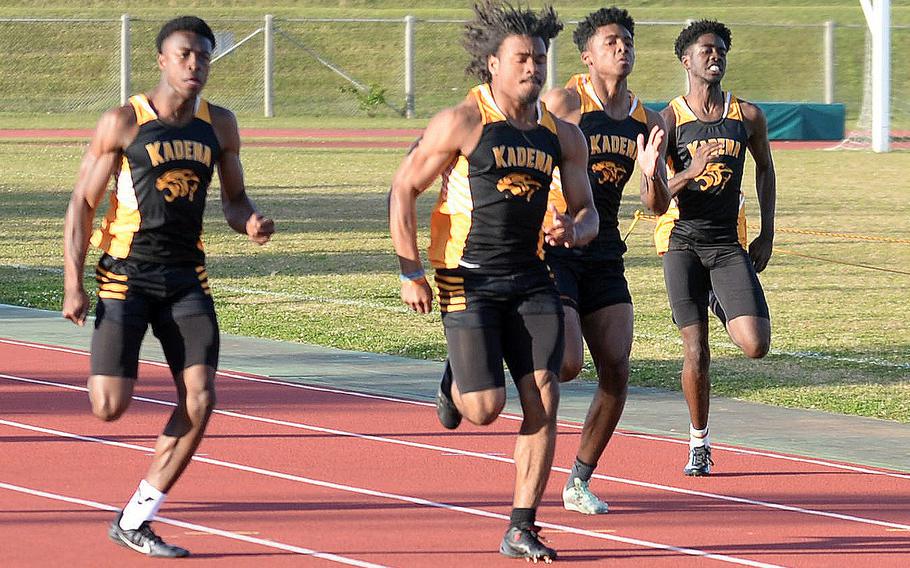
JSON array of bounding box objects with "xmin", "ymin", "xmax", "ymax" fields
[
  {"xmin": 654, "ymin": 92, "xmax": 749, "ymax": 254},
  {"xmin": 91, "ymin": 94, "xmax": 221, "ymax": 264},
  {"xmin": 428, "ymin": 83, "xmax": 562, "ymax": 271},
  {"xmin": 547, "ymin": 74, "xmax": 649, "ymax": 261}
]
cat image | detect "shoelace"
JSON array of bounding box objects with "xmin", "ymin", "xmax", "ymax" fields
[
  {"xmin": 137, "ymin": 523, "xmax": 165, "ymax": 545},
  {"xmin": 691, "ymin": 446, "xmax": 715, "ymax": 468}
]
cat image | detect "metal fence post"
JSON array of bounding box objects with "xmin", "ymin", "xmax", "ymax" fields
[
  {"xmin": 404, "ymin": 15, "xmax": 415, "ymax": 118},
  {"xmin": 824, "ymin": 20, "xmax": 835, "ymax": 104},
  {"xmin": 546, "ymin": 39, "xmax": 557, "ymax": 92},
  {"xmin": 264, "ymin": 14, "xmax": 274, "ymax": 117},
  {"xmin": 120, "ymin": 14, "xmax": 130, "ymax": 105}
]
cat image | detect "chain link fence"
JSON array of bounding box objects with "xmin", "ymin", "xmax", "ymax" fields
[{"xmin": 0, "ymin": 16, "xmax": 906, "ymax": 129}]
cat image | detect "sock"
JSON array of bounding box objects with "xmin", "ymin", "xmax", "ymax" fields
[
  {"xmin": 689, "ymin": 424, "xmax": 710, "ymax": 449},
  {"xmin": 440, "ymin": 358, "xmax": 453, "ymax": 398},
  {"xmin": 565, "ymin": 457, "xmax": 596, "ymax": 490},
  {"xmin": 119, "ymin": 479, "xmax": 166, "ymax": 530},
  {"xmin": 509, "ymin": 507, "xmax": 536, "ymax": 530}
]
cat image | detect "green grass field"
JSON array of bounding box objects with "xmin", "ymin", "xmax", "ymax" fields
[
  {"xmin": 0, "ymin": 1, "xmax": 908, "ymax": 125},
  {"xmin": 0, "ymin": 139, "xmax": 907, "ymax": 422}
]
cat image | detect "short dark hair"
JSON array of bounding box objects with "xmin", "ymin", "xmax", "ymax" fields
[
  {"xmin": 674, "ymin": 20, "xmax": 732, "ymax": 60},
  {"xmin": 464, "ymin": 1, "xmax": 563, "ymax": 83},
  {"xmin": 156, "ymin": 16, "xmax": 216, "ymax": 53},
  {"xmin": 573, "ymin": 7, "xmax": 635, "ymax": 53}
]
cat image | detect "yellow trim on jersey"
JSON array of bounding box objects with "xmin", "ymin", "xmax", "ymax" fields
[
  {"xmin": 130, "ymin": 95, "xmax": 158, "ymax": 126},
  {"xmin": 630, "ymin": 96, "xmax": 648, "ymax": 124},
  {"xmin": 567, "ymin": 74, "xmax": 602, "ymax": 114},
  {"xmin": 653, "ymin": 200, "xmax": 679, "ymax": 255},
  {"xmin": 538, "ymin": 101, "xmax": 558, "ymax": 135},
  {"xmin": 91, "ymin": 155, "xmax": 141, "ymax": 259},
  {"xmin": 195, "ymin": 98, "xmax": 212, "ymax": 124},
  {"xmin": 429, "ymin": 156, "xmax": 473, "ymax": 269},
  {"xmin": 472, "ymin": 84, "xmax": 507, "ymax": 124},
  {"xmin": 670, "ymin": 96, "xmax": 698, "ymax": 126},
  {"xmin": 726, "ymin": 94, "xmax": 743, "ymax": 121},
  {"xmin": 544, "ymin": 166, "xmax": 568, "ymax": 231}
]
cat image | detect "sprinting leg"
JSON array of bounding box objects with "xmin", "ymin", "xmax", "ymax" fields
[
  {"xmin": 563, "ymin": 303, "xmax": 632, "ymax": 514},
  {"xmin": 500, "ymin": 369, "xmax": 559, "ymax": 562},
  {"xmin": 680, "ymin": 322, "xmax": 713, "ymax": 476}
]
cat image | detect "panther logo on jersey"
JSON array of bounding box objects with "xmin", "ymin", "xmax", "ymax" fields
[
  {"xmin": 496, "ymin": 173, "xmax": 542, "ymax": 202},
  {"xmin": 693, "ymin": 162, "xmax": 734, "ymax": 192},
  {"xmin": 591, "ymin": 161, "xmax": 628, "ymax": 185},
  {"xmin": 156, "ymin": 169, "xmax": 201, "ymax": 202}
]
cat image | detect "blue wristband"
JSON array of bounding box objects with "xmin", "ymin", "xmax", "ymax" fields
[{"xmin": 399, "ymin": 269, "xmax": 426, "ymax": 282}]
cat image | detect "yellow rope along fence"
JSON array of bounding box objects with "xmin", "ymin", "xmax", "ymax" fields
[{"xmin": 624, "ymin": 210, "xmax": 910, "ymax": 276}]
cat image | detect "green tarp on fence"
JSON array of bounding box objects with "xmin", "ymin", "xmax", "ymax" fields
[{"xmin": 643, "ymin": 102, "xmax": 845, "ymax": 140}]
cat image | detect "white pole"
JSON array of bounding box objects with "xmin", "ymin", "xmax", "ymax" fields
[
  {"xmin": 862, "ymin": 0, "xmax": 890, "ymax": 152},
  {"xmin": 120, "ymin": 14, "xmax": 130, "ymax": 105},
  {"xmin": 546, "ymin": 39, "xmax": 557, "ymax": 92},
  {"xmin": 404, "ymin": 15, "xmax": 415, "ymax": 118},
  {"xmin": 264, "ymin": 14, "xmax": 274, "ymax": 118},
  {"xmin": 824, "ymin": 21, "xmax": 835, "ymax": 104},
  {"xmin": 872, "ymin": 0, "xmax": 890, "ymax": 152}
]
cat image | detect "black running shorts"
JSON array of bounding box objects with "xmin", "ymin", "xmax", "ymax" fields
[
  {"xmin": 548, "ymin": 254, "xmax": 632, "ymax": 316},
  {"xmin": 435, "ymin": 265, "xmax": 564, "ymax": 394},
  {"xmin": 662, "ymin": 244, "xmax": 769, "ymax": 329},
  {"xmin": 91, "ymin": 254, "xmax": 220, "ymax": 378}
]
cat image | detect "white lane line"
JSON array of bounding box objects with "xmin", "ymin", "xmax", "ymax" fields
[
  {"xmin": 3, "ymin": 372, "xmax": 910, "ymax": 533},
  {"xmin": 0, "ymin": 418, "xmax": 782, "ymax": 568},
  {"xmin": 0, "ymin": 481, "xmax": 387, "ymax": 568},
  {"xmin": 2, "ymin": 336, "xmax": 908, "ymax": 481}
]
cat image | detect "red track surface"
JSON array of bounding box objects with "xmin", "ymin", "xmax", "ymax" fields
[
  {"xmin": 2, "ymin": 338, "xmax": 909, "ymax": 567},
  {"xmin": 3, "ymin": 128, "xmax": 907, "ymax": 150}
]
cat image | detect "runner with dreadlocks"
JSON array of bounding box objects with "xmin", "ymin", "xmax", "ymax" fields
[
  {"xmin": 540, "ymin": 6, "xmax": 669, "ymax": 515},
  {"xmin": 656, "ymin": 20, "xmax": 776, "ymax": 476},
  {"xmin": 389, "ymin": 1, "xmax": 598, "ymax": 561}
]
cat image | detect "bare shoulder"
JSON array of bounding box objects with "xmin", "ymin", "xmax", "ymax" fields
[
  {"xmin": 93, "ymin": 104, "xmax": 137, "ymax": 150},
  {"xmin": 737, "ymin": 98, "xmax": 766, "ymax": 123},
  {"xmin": 208, "ymin": 103, "xmax": 239, "ymax": 132},
  {"xmin": 207, "ymin": 103, "xmax": 240, "ymax": 150},
  {"xmin": 644, "ymin": 106, "xmax": 667, "ymax": 130},
  {"xmin": 554, "ymin": 115, "xmax": 585, "ymax": 149},
  {"xmin": 541, "ymin": 87, "xmax": 581, "ymax": 121},
  {"xmin": 421, "ymin": 98, "xmax": 481, "ymax": 152},
  {"xmin": 658, "ymin": 103, "xmax": 676, "ymax": 129}
]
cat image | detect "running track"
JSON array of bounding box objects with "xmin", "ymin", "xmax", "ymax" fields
[
  {"xmin": 3, "ymin": 128, "xmax": 908, "ymax": 150},
  {"xmin": 1, "ymin": 338, "xmax": 909, "ymax": 566}
]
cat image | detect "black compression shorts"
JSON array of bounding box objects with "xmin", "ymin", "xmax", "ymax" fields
[
  {"xmin": 435, "ymin": 265, "xmax": 564, "ymax": 394},
  {"xmin": 91, "ymin": 254, "xmax": 220, "ymax": 378}
]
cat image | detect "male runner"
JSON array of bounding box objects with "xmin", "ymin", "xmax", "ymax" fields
[
  {"xmin": 540, "ymin": 6, "xmax": 670, "ymax": 514},
  {"xmin": 62, "ymin": 16, "xmax": 274, "ymax": 557},
  {"xmin": 656, "ymin": 20, "xmax": 776, "ymax": 476},
  {"xmin": 389, "ymin": 1, "xmax": 597, "ymax": 561}
]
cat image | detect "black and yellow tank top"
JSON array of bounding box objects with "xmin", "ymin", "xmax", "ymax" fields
[
  {"xmin": 428, "ymin": 83, "xmax": 562, "ymax": 271},
  {"xmin": 91, "ymin": 94, "xmax": 221, "ymax": 264},
  {"xmin": 654, "ymin": 92, "xmax": 748, "ymax": 254},
  {"xmin": 547, "ymin": 74, "xmax": 649, "ymax": 261}
]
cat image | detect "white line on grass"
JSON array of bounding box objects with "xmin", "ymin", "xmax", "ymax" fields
[
  {"xmin": 3, "ymin": 371, "xmax": 910, "ymax": 532},
  {"xmin": 0, "ymin": 481, "xmax": 387, "ymax": 568},
  {"xmin": 0, "ymin": 417, "xmax": 783, "ymax": 568}
]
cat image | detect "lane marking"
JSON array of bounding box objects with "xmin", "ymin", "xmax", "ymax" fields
[
  {"xmin": 1, "ymin": 340, "xmax": 908, "ymax": 482},
  {"xmin": 3, "ymin": 372, "xmax": 910, "ymax": 533},
  {"xmin": 0, "ymin": 481, "xmax": 387, "ymax": 568},
  {"xmin": 0, "ymin": 418, "xmax": 783, "ymax": 568}
]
